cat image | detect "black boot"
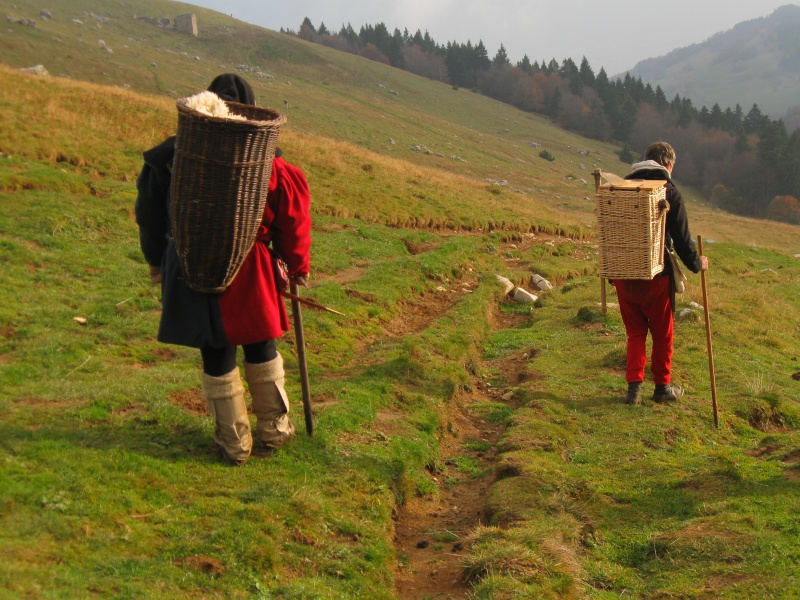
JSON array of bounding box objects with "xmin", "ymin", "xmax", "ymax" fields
[
  {"xmin": 624, "ymin": 382, "xmax": 643, "ymax": 405},
  {"xmin": 652, "ymin": 383, "xmax": 684, "ymax": 403}
]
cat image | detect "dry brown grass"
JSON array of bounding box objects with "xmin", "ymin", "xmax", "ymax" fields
[
  {"xmin": 287, "ymin": 129, "xmax": 593, "ymax": 235},
  {"xmin": 0, "ymin": 66, "xmax": 174, "ymax": 177}
]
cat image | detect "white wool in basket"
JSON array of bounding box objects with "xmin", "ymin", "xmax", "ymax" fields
[{"xmin": 184, "ymin": 91, "xmax": 246, "ymax": 120}]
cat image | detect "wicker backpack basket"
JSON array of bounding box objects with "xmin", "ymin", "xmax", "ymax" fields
[
  {"xmin": 595, "ymin": 179, "xmax": 670, "ymax": 280},
  {"xmin": 169, "ymin": 99, "xmax": 287, "ymax": 293}
]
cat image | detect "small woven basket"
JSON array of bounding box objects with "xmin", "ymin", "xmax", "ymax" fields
[
  {"xmin": 169, "ymin": 99, "xmax": 287, "ymax": 293},
  {"xmin": 595, "ymin": 179, "xmax": 669, "ymax": 279}
]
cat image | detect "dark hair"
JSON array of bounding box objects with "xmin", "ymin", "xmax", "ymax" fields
[{"xmin": 645, "ymin": 142, "xmax": 676, "ymax": 167}]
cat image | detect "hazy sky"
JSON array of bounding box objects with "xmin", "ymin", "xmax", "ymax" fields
[{"xmin": 183, "ymin": 1, "xmax": 795, "ymax": 75}]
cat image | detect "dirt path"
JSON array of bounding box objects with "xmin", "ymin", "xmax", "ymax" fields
[
  {"xmin": 390, "ymin": 237, "xmax": 538, "ymax": 599},
  {"xmin": 392, "ymin": 389, "xmax": 501, "ymax": 598},
  {"xmin": 392, "ymin": 308, "xmax": 527, "ymax": 599}
]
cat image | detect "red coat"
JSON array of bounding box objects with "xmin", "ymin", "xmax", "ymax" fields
[
  {"xmin": 136, "ymin": 141, "xmax": 312, "ymax": 349},
  {"xmin": 218, "ymin": 156, "xmax": 312, "ymax": 344}
]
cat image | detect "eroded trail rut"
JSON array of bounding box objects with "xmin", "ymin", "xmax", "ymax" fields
[
  {"xmin": 391, "ymin": 301, "xmax": 530, "ymax": 599},
  {"xmin": 332, "ymin": 236, "xmax": 541, "ymax": 599}
]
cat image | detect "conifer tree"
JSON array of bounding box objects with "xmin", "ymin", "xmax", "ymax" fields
[
  {"xmin": 654, "ymin": 85, "xmax": 668, "ymax": 112},
  {"xmin": 579, "ymin": 56, "xmax": 595, "ymax": 87},
  {"xmin": 744, "ymin": 104, "xmax": 770, "ymax": 135},
  {"xmin": 517, "ymin": 54, "xmax": 533, "ymax": 74},
  {"xmin": 493, "ymin": 43, "xmax": 510, "ymax": 66},
  {"xmin": 474, "ymin": 40, "xmax": 491, "ymax": 71},
  {"xmin": 299, "ymin": 17, "xmax": 316, "ymax": 40}
]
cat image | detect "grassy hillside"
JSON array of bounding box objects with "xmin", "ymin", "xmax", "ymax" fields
[
  {"xmin": 2, "ymin": 2, "xmax": 800, "ymax": 598},
  {"xmin": 0, "ymin": 0, "xmax": 625, "ymax": 222}
]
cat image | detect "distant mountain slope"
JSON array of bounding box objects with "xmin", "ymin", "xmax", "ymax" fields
[{"xmin": 626, "ymin": 5, "xmax": 800, "ymax": 119}]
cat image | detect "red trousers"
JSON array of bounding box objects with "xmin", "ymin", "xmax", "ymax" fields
[{"xmin": 613, "ymin": 277, "xmax": 673, "ymax": 385}]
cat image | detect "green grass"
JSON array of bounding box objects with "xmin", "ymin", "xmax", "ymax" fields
[
  {"xmin": 467, "ymin": 250, "xmax": 800, "ymax": 598},
  {"xmin": 1, "ymin": 8, "xmax": 800, "ymax": 598}
]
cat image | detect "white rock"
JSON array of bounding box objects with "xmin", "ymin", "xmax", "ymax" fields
[
  {"xmin": 512, "ymin": 287, "xmax": 538, "ymax": 303},
  {"xmin": 495, "ymin": 275, "xmax": 515, "ymax": 295},
  {"xmin": 530, "ymin": 274, "xmax": 553, "ymax": 291},
  {"xmin": 19, "ymin": 64, "xmax": 49, "ymax": 77}
]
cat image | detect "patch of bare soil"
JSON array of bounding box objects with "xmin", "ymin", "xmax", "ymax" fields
[
  {"xmin": 177, "ymin": 555, "xmax": 226, "ymax": 576},
  {"xmin": 748, "ymin": 404, "xmax": 793, "ymax": 433},
  {"xmin": 383, "ymin": 287, "xmax": 473, "ymax": 337},
  {"xmin": 152, "ymin": 347, "xmax": 176, "ymax": 361},
  {"xmin": 402, "ymin": 238, "xmax": 439, "ymax": 256},
  {"xmin": 744, "ymin": 444, "xmax": 780, "ymax": 459},
  {"xmin": 393, "ymin": 390, "xmax": 502, "ymax": 599},
  {"xmin": 114, "ymin": 403, "xmax": 150, "ymax": 419},
  {"xmin": 169, "ymin": 388, "xmax": 208, "ymax": 416},
  {"xmin": 16, "ymin": 397, "xmax": 87, "ymax": 409},
  {"xmin": 392, "ymin": 236, "xmax": 543, "ymax": 599},
  {"xmin": 783, "ymin": 467, "xmax": 800, "ymax": 482},
  {"xmin": 330, "ymin": 264, "xmax": 368, "ymax": 286}
]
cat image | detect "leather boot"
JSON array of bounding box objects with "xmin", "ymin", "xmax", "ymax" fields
[
  {"xmin": 652, "ymin": 383, "xmax": 684, "ymax": 403},
  {"xmin": 202, "ymin": 368, "xmax": 252, "ymax": 465},
  {"xmin": 624, "ymin": 381, "xmax": 643, "ymax": 405},
  {"xmin": 244, "ymin": 354, "xmax": 295, "ymax": 448}
]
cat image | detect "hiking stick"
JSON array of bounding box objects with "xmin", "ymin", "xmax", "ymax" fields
[
  {"xmin": 290, "ymin": 281, "xmax": 314, "ymax": 436},
  {"xmin": 593, "ymin": 169, "xmax": 608, "ymax": 314},
  {"xmin": 698, "ymin": 235, "xmax": 719, "ymax": 428},
  {"xmin": 600, "ymin": 278, "xmax": 607, "ymax": 314}
]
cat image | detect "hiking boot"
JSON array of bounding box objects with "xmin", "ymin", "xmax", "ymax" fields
[
  {"xmin": 652, "ymin": 384, "xmax": 684, "ymax": 403},
  {"xmin": 624, "ymin": 382, "xmax": 643, "ymax": 405}
]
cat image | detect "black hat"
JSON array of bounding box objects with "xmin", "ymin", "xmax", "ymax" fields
[{"xmin": 207, "ymin": 73, "xmax": 255, "ymax": 106}]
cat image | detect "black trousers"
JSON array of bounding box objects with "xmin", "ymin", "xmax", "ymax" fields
[{"xmin": 200, "ymin": 339, "xmax": 278, "ymax": 377}]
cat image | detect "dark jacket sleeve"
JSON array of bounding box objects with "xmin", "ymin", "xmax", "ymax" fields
[
  {"xmin": 134, "ymin": 137, "xmax": 175, "ymax": 267},
  {"xmin": 665, "ymin": 183, "xmax": 703, "ymax": 274}
]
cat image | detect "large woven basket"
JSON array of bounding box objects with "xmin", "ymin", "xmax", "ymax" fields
[
  {"xmin": 169, "ymin": 99, "xmax": 287, "ymax": 293},
  {"xmin": 595, "ymin": 179, "xmax": 669, "ymax": 279}
]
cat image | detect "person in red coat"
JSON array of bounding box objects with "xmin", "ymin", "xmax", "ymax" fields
[{"xmin": 135, "ymin": 74, "xmax": 311, "ymax": 465}]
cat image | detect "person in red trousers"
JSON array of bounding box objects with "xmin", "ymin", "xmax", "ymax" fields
[{"xmin": 615, "ymin": 142, "xmax": 708, "ymax": 405}]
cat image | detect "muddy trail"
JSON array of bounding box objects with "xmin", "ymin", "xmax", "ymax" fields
[
  {"xmin": 335, "ymin": 234, "xmax": 544, "ymax": 599},
  {"xmin": 392, "ymin": 305, "xmax": 530, "ymax": 600}
]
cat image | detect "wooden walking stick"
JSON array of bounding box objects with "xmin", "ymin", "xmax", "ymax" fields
[
  {"xmin": 290, "ymin": 281, "xmax": 314, "ymax": 436},
  {"xmin": 698, "ymin": 235, "xmax": 719, "ymax": 428},
  {"xmin": 593, "ymin": 169, "xmax": 607, "ymax": 314}
]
